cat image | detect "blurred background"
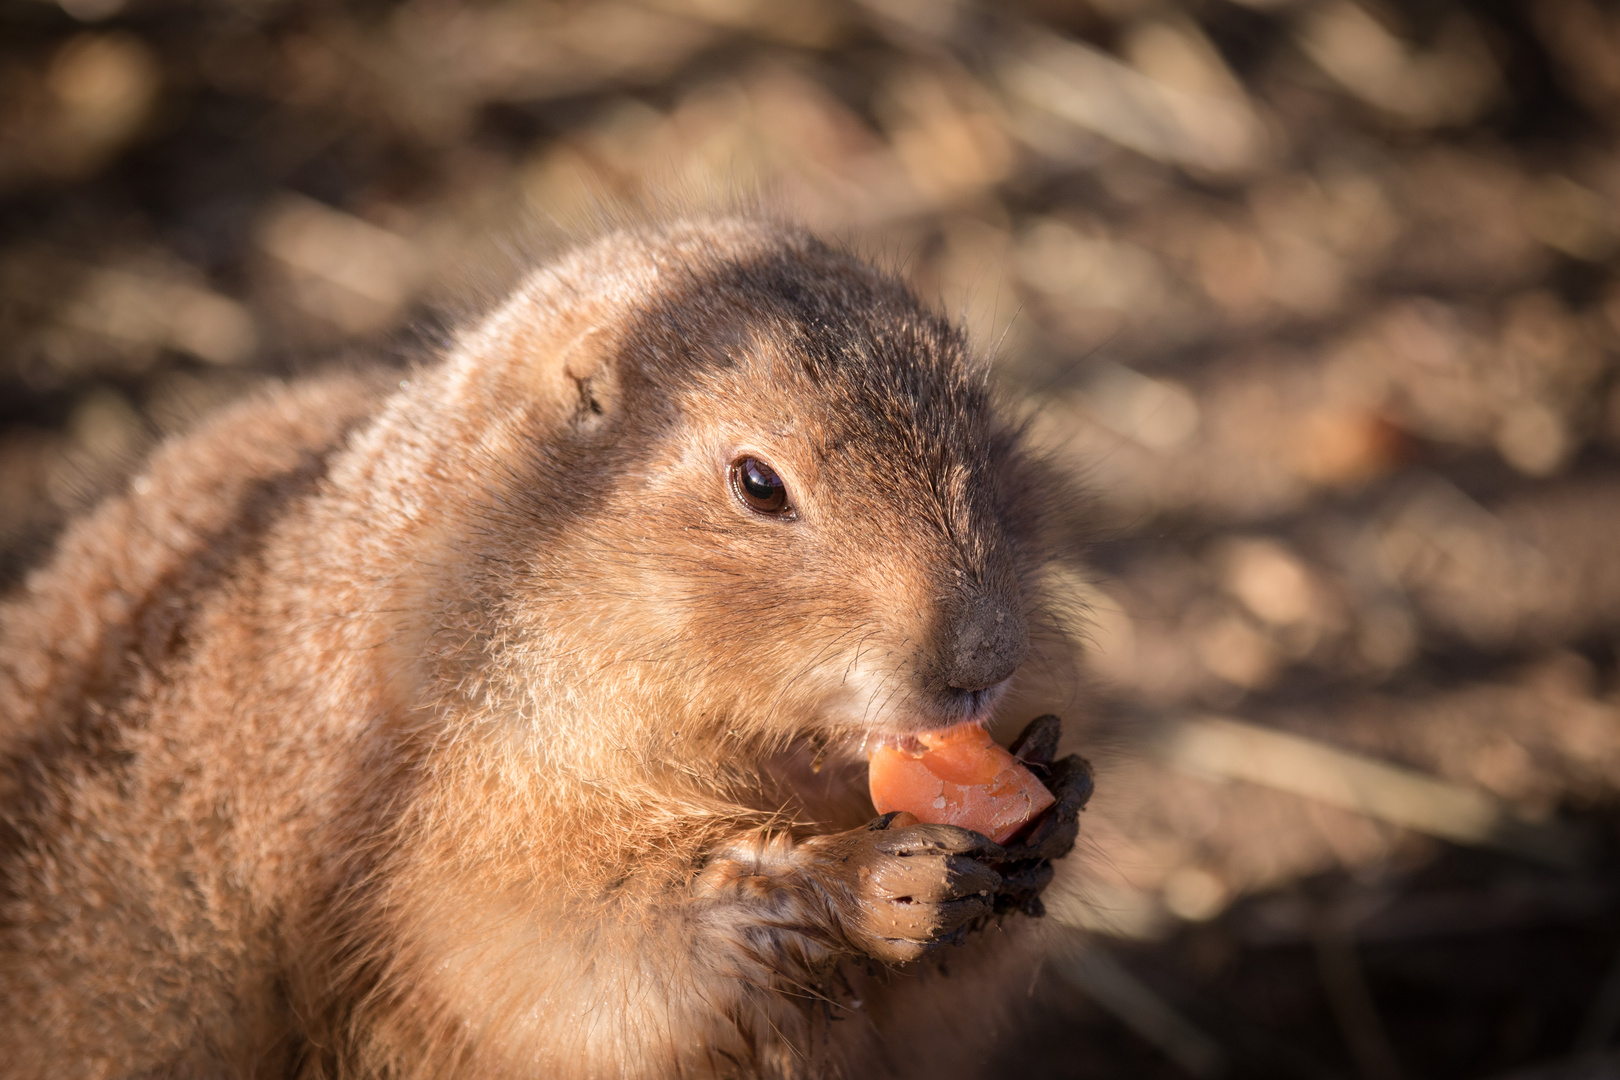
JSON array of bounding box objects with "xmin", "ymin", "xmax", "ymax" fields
[{"xmin": 4, "ymin": 0, "xmax": 1620, "ymax": 1075}]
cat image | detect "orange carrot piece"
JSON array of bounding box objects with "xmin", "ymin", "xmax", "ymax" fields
[{"xmin": 868, "ymin": 725, "xmax": 1055, "ymax": 844}]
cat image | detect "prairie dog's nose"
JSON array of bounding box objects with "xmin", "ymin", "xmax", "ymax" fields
[{"xmin": 943, "ymin": 592, "xmax": 1028, "ymax": 692}]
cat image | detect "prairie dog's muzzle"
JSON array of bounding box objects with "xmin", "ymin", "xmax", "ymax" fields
[{"xmin": 940, "ymin": 589, "xmax": 1028, "ymax": 694}]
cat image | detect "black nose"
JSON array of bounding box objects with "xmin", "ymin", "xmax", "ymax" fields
[{"xmin": 943, "ymin": 592, "xmax": 1028, "ymax": 692}]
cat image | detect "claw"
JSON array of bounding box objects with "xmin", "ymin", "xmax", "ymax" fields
[
  {"xmin": 1000, "ymin": 860, "xmax": 1054, "ymax": 896},
  {"xmin": 997, "ymin": 754, "xmax": 1089, "ymax": 864},
  {"xmin": 1003, "ymin": 807, "xmax": 1078, "ymax": 863},
  {"xmin": 1047, "ymin": 754, "xmax": 1095, "ymax": 811},
  {"xmin": 1008, "ymin": 713, "xmax": 1063, "ymax": 768},
  {"xmin": 873, "ymin": 824, "xmax": 1004, "ymax": 860},
  {"xmin": 943, "ymin": 855, "xmax": 1003, "ymax": 897},
  {"xmin": 990, "ymin": 860, "xmax": 1054, "ymax": 915}
]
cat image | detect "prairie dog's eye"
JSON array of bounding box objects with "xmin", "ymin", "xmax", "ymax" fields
[{"xmin": 730, "ymin": 456, "xmax": 792, "ymax": 517}]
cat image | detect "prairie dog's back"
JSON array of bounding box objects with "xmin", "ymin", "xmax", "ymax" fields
[
  {"xmin": 0, "ymin": 372, "xmax": 385, "ymax": 756},
  {"xmin": 0, "ymin": 373, "xmax": 397, "ymax": 1076}
]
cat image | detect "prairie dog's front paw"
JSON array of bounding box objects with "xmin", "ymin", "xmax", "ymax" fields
[
  {"xmin": 801, "ymin": 813, "xmax": 1004, "ymax": 963},
  {"xmin": 995, "ymin": 714, "xmax": 1095, "ymax": 916}
]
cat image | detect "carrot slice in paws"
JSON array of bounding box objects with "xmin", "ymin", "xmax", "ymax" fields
[{"xmin": 868, "ymin": 725, "xmax": 1055, "ymax": 844}]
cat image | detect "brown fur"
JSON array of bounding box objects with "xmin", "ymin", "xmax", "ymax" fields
[{"xmin": 0, "ymin": 218, "xmax": 1085, "ymax": 1079}]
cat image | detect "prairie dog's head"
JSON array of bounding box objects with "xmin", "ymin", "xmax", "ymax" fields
[{"xmin": 419, "ymin": 219, "xmax": 1055, "ymax": 752}]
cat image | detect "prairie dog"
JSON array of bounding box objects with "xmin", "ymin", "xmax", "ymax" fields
[{"xmin": 0, "ymin": 218, "xmax": 1090, "ymax": 1079}]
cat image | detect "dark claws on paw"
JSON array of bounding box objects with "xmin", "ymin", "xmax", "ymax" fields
[
  {"xmin": 993, "ymin": 888, "xmax": 1049, "ymax": 918},
  {"xmin": 836, "ymin": 820, "xmax": 1011, "ymax": 962},
  {"xmin": 1008, "ymin": 713, "xmax": 1063, "ymax": 768},
  {"xmin": 999, "ymin": 860, "xmax": 1055, "ymax": 896},
  {"xmin": 872, "ymin": 824, "xmax": 1003, "ymax": 860},
  {"xmin": 987, "ymin": 718, "xmax": 1095, "ymax": 918},
  {"xmin": 1000, "ymin": 753, "xmax": 1091, "ymax": 864},
  {"xmin": 1047, "ymin": 754, "xmax": 1096, "ymax": 810}
]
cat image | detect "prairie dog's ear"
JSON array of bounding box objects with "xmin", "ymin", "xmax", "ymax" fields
[
  {"xmin": 523, "ymin": 314, "xmax": 620, "ymax": 433},
  {"xmin": 563, "ymin": 352, "xmax": 618, "ymax": 433}
]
